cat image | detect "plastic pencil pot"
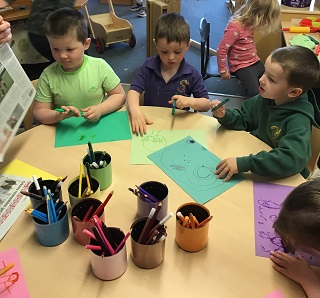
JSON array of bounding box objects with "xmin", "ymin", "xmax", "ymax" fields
[
  {"xmin": 71, "ymin": 198, "xmax": 105, "ymax": 246},
  {"xmin": 68, "ymin": 175, "xmax": 100, "ymax": 207},
  {"xmin": 90, "ymin": 227, "xmax": 127, "ymax": 281},
  {"xmin": 33, "ymin": 201, "xmax": 69, "ymax": 247},
  {"xmin": 175, "ymin": 202, "xmax": 211, "ymax": 252},
  {"xmin": 130, "ymin": 217, "xmax": 166, "ymax": 269},
  {"xmin": 137, "ymin": 181, "xmax": 168, "ymax": 220},
  {"xmin": 83, "ymin": 151, "xmax": 112, "ymax": 190},
  {"xmin": 28, "ymin": 179, "xmax": 62, "ymax": 209}
]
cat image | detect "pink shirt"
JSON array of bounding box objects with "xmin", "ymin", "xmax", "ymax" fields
[{"xmin": 217, "ymin": 21, "xmax": 260, "ymax": 74}]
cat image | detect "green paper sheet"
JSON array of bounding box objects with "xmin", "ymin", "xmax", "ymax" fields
[
  {"xmin": 148, "ymin": 136, "xmax": 244, "ymax": 204},
  {"xmin": 130, "ymin": 129, "xmax": 207, "ymax": 164},
  {"xmin": 55, "ymin": 111, "xmax": 132, "ymax": 147}
]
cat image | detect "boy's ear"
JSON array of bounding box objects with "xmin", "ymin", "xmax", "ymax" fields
[
  {"xmin": 288, "ymin": 87, "xmax": 303, "ymax": 99},
  {"xmin": 84, "ymin": 38, "xmax": 91, "ymax": 50}
]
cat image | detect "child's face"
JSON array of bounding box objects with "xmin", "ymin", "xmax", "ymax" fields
[
  {"xmin": 155, "ymin": 38, "xmax": 190, "ymax": 70},
  {"xmin": 47, "ymin": 34, "xmax": 91, "ymax": 72},
  {"xmin": 258, "ymin": 56, "xmax": 297, "ymax": 105}
]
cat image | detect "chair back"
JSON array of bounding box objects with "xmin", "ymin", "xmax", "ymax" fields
[
  {"xmin": 199, "ymin": 18, "xmax": 211, "ymax": 79},
  {"xmin": 307, "ymin": 126, "xmax": 320, "ymax": 176},
  {"xmin": 23, "ymin": 79, "xmax": 38, "ymax": 131}
]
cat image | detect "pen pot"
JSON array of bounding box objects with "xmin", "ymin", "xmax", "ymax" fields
[
  {"xmin": 137, "ymin": 181, "xmax": 168, "ymax": 220},
  {"xmin": 130, "ymin": 217, "xmax": 166, "ymax": 269},
  {"xmin": 71, "ymin": 198, "xmax": 105, "ymax": 246},
  {"xmin": 28, "ymin": 179, "xmax": 62, "ymax": 209},
  {"xmin": 32, "ymin": 201, "xmax": 69, "ymax": 247},
  {"xmin": 175, "ymin": 202, "xmax": 211, "ymax": 252},
  {"xmin": 83, "ymin": 151, "xmax": 112, "ymax": 190},
  {"xmin": 68, "ymin": 175, "xmax": 100, "ymax": 207},
  {"xmin": 90, "ymin": 227, "xmax": 127, "ymax": 280}
]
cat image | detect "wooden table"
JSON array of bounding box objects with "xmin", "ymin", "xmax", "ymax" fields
[
  {"xmin": 1, "ymin": 0, "xmax": 88, "ymax": 22},
  {"xmin": 0, "ymin": 107, "xmax": 309, "ymax": 297}
]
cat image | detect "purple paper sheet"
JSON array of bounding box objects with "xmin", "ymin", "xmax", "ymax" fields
[{"xmin": 253, "ymin": 181, "xmax": 320, "ymax": 266}]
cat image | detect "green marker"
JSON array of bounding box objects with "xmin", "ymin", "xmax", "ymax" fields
[
  {"xmin": 54, "ymin": 108, "xmax": 84, "ymax": 115},
  {"xmin": 172, "ymin": 99, "xmax": 177, "ymax": 115},
  {"xmin": 303, "ymin": 34, "xmax": 319, "ymax": 45},
  {"xmin": 211, "ymin": 98, "xmax": 231, "ymax": 112}
]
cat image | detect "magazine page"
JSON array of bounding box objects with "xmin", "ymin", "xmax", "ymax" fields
[{"xmin": 0, "ymin": 43, "xmax": 35, "ymax": 162}]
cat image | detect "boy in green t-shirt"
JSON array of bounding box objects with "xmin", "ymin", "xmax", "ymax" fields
[{"xmin": 33, "ymin": 8, "xmax": 126, "ymax": 124}]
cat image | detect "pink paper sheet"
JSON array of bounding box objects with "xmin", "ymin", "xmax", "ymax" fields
[{"xmin": 0, "ymin": 247, "xmax": 30, "ymax": 297}]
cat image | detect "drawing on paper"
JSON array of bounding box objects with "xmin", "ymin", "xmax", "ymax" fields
[
  {"xmin": 0, "ymin": 261, "xmax": 19, "ymax": 295},
  {"xmin": 141, "ymin": 130, "xmax": 167, "ymax": 152},
  {"xmin": 254, "ymin": 182, "xmax": 320, "ymax": 266},
  {"xmin": 158, "ymin": 137, "xmax": 223, "ymax": 191}
]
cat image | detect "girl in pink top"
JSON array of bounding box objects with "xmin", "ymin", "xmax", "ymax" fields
[{"xmin": 217, "ymin": 0, "xmax": 280, "ymax": 98}]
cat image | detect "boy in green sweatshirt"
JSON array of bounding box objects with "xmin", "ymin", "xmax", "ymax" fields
[{"xmin": 211, "ymin": 46, "xmax": 320, "ymax": 181}]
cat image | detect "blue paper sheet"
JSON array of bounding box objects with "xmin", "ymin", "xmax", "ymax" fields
[
  {"xmin": 54, "ymin": 111, "xmax": 132, "ymax": 147},
  {"xmin": 148, "ymin": 136, "xmax": 244, "ymax": 204}
]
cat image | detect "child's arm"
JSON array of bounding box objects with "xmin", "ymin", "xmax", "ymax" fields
[
  {"xmin": 33, "ymin": 101, "xmax": 81, "ymax": 124},
  {"xmin": 217, "ymin": 22, "xmax": 240, "ymax": 77},
  {"xmin": 168, "ymin": 94, "xmax": 210, "ymax": 112},
  {"xmin": 127, "ymin": 89, "xmax": 153, "ymax": 135},
  {"xmin": 81, "ymin": 83, "xmax": 126, "ymax": 122},
  {"xmin": 270, "ymin": 251, "xmax": 320, "ymax": 298}
]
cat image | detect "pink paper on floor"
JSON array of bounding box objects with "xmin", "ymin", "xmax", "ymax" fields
[{"xmin": 0, "ymin": 247, "xmax": 30, "ymax": 297}]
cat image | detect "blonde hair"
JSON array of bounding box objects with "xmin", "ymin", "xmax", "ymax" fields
[{"xmin": 232, "ymin": 0, "xmax": 280, "ymax": 32}]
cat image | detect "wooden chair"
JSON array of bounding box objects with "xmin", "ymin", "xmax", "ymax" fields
[
  {"xmin": 307, "ymin": 126, "xmax": 320, "ymax": 177},
  {"xmin": 22, "ymin": 79, "xmax": 37, "ymax": 131}
]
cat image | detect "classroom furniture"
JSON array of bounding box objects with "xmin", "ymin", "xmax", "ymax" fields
[
  {"xmin": 100, "ymin": 0, "xmax": 134, "ymax": 5},
  {"xmin": 146, "ymin": 0, "xmax": 180, "ymax": 57},
  {"xmin": 1, "ymin": 0, "xmax": 88, "ymax": 22},
  {"xmin": 199, "ymin": 17, "xmax": 242, "ymax": 98},
  {"xmin": 0, "ymin": 106, "xmax": 310, "ymax": 297},
  {"xmin": 84, "ymin": 0, "xmax": 136, "ymax": 54},
  {"xmin": 22, "ymin": 79, "xmax": 37, "ymax": 131},
  {"xmin": 307, "ymin": 126, "xmax": 320, "ymax": 175}
]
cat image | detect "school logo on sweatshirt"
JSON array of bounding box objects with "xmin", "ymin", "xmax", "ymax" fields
[
  {"xmin": 178, "ymin": 80, "xmax": 189, "ymax": 93},
  {"xmin": 270, "ymin": 126, "xmax": 281, "ymax": 143}
]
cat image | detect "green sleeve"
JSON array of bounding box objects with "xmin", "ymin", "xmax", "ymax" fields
[
  {"xmin": 236, "ymin": 118, "xmax": 312, "ymax": 178},
  {"xmin": 217, "ymin": 95, "xmax": 260, "ymax": 131}
]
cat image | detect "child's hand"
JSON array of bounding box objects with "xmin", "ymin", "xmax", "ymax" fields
[
  {"xmin": 168, "ymin": 95, "xmax": 194, "ymax": 110},
  {"xmin": 210, "ymin": 100, "xmax": 226, "ymax": 118},
  {"xmin": 215, "ymin": 157, "xmax": 238, "ymax": 181},
  {"xmin": 81, "ymin": 106, "xmax": 102, "ymax": 122},
  {"xmin": 270, "ymin": 251, "xmax": 320, "ymax": 296},
  {"xmin": 59, "ymin": 105, "xmax": 81, "ymax": 119},
  {"xmin": 129, "ymin": 106, "xmax": 153, "ymax": 135},
  {"xmin": 220, "ymin": 71, "xmax": 231, "ymax": 80}
]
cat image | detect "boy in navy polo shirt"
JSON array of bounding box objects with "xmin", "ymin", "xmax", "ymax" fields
[{"xmin": 127, "ymin": 12, "xmax": 211, "ymax": 135}]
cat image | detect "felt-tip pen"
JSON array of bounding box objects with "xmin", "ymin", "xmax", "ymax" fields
[
  {"xmin": 54, "ymin": 108, "xmax": 84, "ymax": 115},
  {"xmin": 211, "ymin": 98, "xmax": 231, "ymax": 112},
  {"xmin": 172, "ymin": 99, "xmax": 176, "ymax": 115}
]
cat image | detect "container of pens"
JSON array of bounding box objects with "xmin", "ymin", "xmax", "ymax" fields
[
  {"xmin": 28, "ymin": 177, "xmax": 64, "ymax": 209},
  {"xmin": 87, "ymin": 217, "xmax": 129, "ymax": 280},
  {"xmin": 130, "ymin": 210, "xmax": 171, "ymax": 269},
  {"xmin": 135, "ymin": 181, "xmax": 168, "ymax": 220},
  {"xmin": 83, "ymin": 146, "xmax": 112, "ymax": 191},
  {"xmin": 71, "ymin": 198, "xmax": 105, "ymax": 246},
  {"xmin": 31, "ymin": 200, "xmax": 69, "ymax": 247},
  {"xmin": 175, "ymin": 202, "xmax": 212, "ymax": 252},
  {"xmin": 68, "ymin": 175, "xmax": 100, "ymax": 207}
]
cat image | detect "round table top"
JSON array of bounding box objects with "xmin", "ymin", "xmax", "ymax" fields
[{"xmin": 0, "ymin": 106, "xmax": 308, "ymax": 297}]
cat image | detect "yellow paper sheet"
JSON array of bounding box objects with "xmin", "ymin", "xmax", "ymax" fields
[{"xmin": 0, "ymin": 159, "xmax": 56, "ymax": 179}]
